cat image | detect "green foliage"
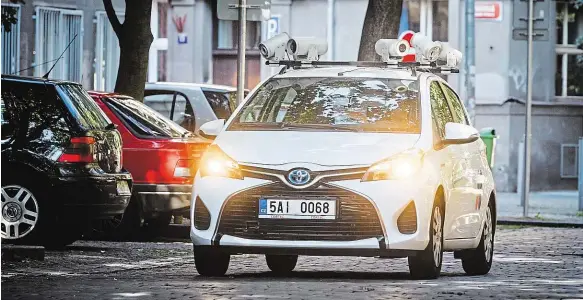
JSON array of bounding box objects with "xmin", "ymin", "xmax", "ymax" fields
[{"xmin": 1, "ymin": 0, "xmax": 25, "ymax": 32}]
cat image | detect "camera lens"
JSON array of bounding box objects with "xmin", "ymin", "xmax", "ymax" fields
[{"xmin": 288, "ymin": 40, "xmax": 297, "ymax": 53}]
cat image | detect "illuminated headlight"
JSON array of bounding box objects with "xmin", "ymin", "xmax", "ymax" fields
[
  {"xmin": 199, "ymin": 145, "xmax": 243, "ymax": 179},
  {"xmin": 362, "ymin": 150, "xmax": 423, "ymax": 181}
]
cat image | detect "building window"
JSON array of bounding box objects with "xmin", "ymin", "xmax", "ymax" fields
[
  {"xmin": 555, "ymin": 1, "xmax": 583, "ymax": 97},
  {"xmin": 34, "ymin": 7, "xmax": 83, "ymax": 82},
  {"xmin": 403, "ymin": 0, "xmax": 448, "ymax": 42},
  {"xmin": 94, "ymin": 11, "xmax": 122, "ymax": 92},
  {"xmin": 215, "ymin": 20, "xmax": 261, "ymax": 50},
  {"xmin": 1, "ymin": 4, "xmax": 21, "ymax": 75}
]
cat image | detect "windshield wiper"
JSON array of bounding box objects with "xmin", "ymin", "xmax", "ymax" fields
[
  {"xmin": 182, "ymin": 131, "xmax": 192, "ymax": 138},
  {"xmin": 280, "ymin": 123, "xmax": 360, "ymax": 132},
  {"xmin": 231, "ymin": 122, "xmax": 282, "ymax": 129}
]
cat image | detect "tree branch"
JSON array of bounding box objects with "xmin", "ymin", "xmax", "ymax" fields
[{"xmin": 103, "ymin": 0, "xmax": 122, "ymax": 37}]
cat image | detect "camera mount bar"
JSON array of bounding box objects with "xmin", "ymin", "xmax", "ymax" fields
[{"xmin": 265, "ymin": 60, "xmax": 460, "ymax": 75}]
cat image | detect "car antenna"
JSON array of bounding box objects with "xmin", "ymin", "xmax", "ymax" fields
[{"xmin": 42, "ymin": 33, "xmax": 78, "ymax": 79}]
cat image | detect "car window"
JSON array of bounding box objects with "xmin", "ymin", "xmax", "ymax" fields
[
  {"xmin": 144, "ymin": 91, "xmax": 194, "ymax": 131},
  {"xmin": 429, "ymin": 81, "xmax": 454, "ymax": 140},
  {"xmin": 105, "ymin": 97, "xmax": 188, "ymax": 138},
  {"xmin": 440, "ymin": 83, "xmax": 469, "ymax": 125},
  {"xmin": 56, "ymin": 84, "xmax": 112, "ymax": 130},
  {"xmin": 202, "ymin": 90, "xmax": 233, "ymax": 119},
  {"xmin": 1, "ymin": 80, "xmax": 72, "ymax": 145},
  {"xmin": 1, "ymin": 96, "xmax": 14, "ymax": 141},
  {"xmin": 230, "ymin": 77, "xmax": 421, "ymax": 133}
]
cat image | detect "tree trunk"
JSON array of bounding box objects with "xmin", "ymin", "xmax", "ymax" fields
[
  {"xmin": 103, "ymin": 0, "xmax": 153, "ymax": 101},
  {"xmin": 358, "ymin": 0, "xmax": 403, "ymax": 61}
]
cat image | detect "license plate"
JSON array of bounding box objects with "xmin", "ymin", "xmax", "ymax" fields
[
  {"xmin": 116, "ymin": 181, "xmax": 131, "ymax": 195},
  {"xmin": 258, "ymin": 199, "xmax": 336, "ymax": 220}
]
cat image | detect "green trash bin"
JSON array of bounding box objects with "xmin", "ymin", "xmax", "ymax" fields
[{"xmin": 479, "ymin": 127, "xmax": 498, "ymax": 169}]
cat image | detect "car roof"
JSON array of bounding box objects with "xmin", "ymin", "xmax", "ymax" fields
[
  {"xmin": 88, "ymin": 90, "xmax": 134, "ymax": 100},
  {"xmin": 146, "ymin": 82, "xmax": 239, "ymax": 92},
  {"xmin": 1, "ymin": 74, "xmax": 81, "ymax": 86},
  {"xmin": 273, "ymin": 66, "xmax": 419, "ymax": 80}
]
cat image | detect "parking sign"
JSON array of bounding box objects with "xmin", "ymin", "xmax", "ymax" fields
[{"xmin": 266, "ymin": 15, "xmax": 280, "ymax": 39}]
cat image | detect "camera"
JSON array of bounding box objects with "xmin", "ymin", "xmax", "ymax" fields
[
  {"xmin": 375, "ymin": 39, "xmax": 410, "ymax": 61},
  {"xmin": 286, "ymin": 37, "xmax": 328, "ymax": 60},
  {"xmin": 411, "ymin": 33, "xmax": 442, "ymax": 62},
  {"xmin": 437, "ymin": 42, "xmax": 463, "ymax": 68},
  {"xmin": 259, "ymin": 33, "xmax": 291, "ymax": 60}
]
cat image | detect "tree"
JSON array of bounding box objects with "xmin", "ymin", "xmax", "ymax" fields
[
  {"xmin": 1, "ymin": 0, "xmax": 25, "ymax": 32},
  {"xmin": 103, "ymin": 0, "xmax": 154, "ymax": 101},
  {"xmin": 358, "ymin": 0, "xmax": 403, "ymax": 61}
]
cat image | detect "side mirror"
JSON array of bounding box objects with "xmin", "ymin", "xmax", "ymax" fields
[
  {"xmin": 441, "ymin": 122, "xmax": 479, "ymax": 145},
  {"xmin": 199, "ymin": 119, "xmax": 225, "ymax": 140}
]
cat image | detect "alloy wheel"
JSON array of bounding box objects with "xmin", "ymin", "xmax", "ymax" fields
[
  {"xmin": 1, "ymin": 185, "xmax": 39, "ymax": 239},
  {"xmin": 432, "ymin": 206, "xmax": 443, "ymax": 267}
]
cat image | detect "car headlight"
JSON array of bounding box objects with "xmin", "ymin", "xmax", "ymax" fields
[
  {"xmin": 199, "ymin": 145, "xmax": 243, "ymax": 179},
  {"xmin": 362, "ymin": 149, "xmax": 423, "ymax": 181}
]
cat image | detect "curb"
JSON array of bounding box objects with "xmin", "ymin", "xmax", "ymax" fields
[
  {"xmin": 498, "ymin": 218, "xmax": 583, "ymax": 228},
  {"xmin": 1, "ymin": 245, "xmax": 45, "ymax": 261}
]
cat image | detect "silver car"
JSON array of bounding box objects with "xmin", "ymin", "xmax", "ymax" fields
[{"xmin": 144, "ymin": 82, "xmax": 244, "ymax": 133}]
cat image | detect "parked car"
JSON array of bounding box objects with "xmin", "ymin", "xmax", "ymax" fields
[
  {"xmin": 191, "ymin": 66, "xmax": 496, "ymax": 279},
  {"xmin": 1, "ymin": 75, "xmax": 132, "ymax": 248},
  {"xmin": 144, "ymin": 82, "xmax": 247, "ymax": 134},
  {"xmin": 89, "ymin": 92, "xmax": 211, "ymax": 236}
]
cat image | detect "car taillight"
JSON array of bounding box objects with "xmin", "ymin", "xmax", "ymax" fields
[
  {"xmin": 174, "ymin": 159, "xmax": 194, "ymax": 177},
  {"xmin": 58, "ymin": 136, "xmax": 97, "ymax": 163}
]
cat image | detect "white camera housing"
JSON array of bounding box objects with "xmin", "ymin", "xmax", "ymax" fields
[
  {"xmin": 437, "ymin": 42, "xmax": 463, "ymax": 68},
  {"xmin": 375, "ymin": 39, "xmax": 410, "ymax": 61},
  {"xmin": 411, "ymin": 33, "xmax": 442, "ymax": 62},
  {"xmin": 286, "ymin": 37, "xmax": 328, "ymax": 60},
  {"xmin": 259, "ymin": 33, "xmax": 291, "ymax": 60}
]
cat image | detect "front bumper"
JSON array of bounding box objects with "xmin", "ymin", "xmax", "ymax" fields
[
  {"xmin": 191, "ymin": 173, "xmax": 437, "ymax": 254},
  {"xmin": 53, "ymin": 172, "xmax": 132, "ymax": 219},
  {"xmin": 133, "ymin": 183, "xmax": 192, "ymax": 215}
]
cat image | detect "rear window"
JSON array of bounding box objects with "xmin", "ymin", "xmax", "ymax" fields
[
  {"xmin": 104, "ymin": 97, "xmax": 188, "ymax": 138},
  {"xmin": 202, "ymin": 90, "xmax": 237, "ymax": 119},
  {"xmin": 56, "ymin": 84, "xmax": 112, "ymax": 130}
]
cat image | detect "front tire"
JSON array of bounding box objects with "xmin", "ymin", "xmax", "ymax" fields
[
  {"xmin": 266, "ymin": 255, "xmax": 298, "ymax": 274},
  {"xmin": 461, "ymin": 202, "xmax": 495, "ymax": 275},
  {"xmin": 408, "ymin": 204, "xmax": 444, "ymax": 279},
  {"xmin": 194, "ymin": 248, "xmax": 230, "ymax": 276}
]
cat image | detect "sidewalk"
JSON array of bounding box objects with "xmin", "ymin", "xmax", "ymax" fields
[{"xmin": 497, "ymin": 191, "xmax": 583, "ymax": 226}]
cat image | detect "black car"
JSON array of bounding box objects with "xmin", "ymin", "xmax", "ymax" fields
[{"xmin": 1, "ymin": 75, "xmax": 132, "ymax": 248}]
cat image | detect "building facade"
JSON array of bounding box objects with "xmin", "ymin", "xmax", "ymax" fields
[{"xmin": 2, "ymin": 0, "xmax": 582, "ymax": 191}]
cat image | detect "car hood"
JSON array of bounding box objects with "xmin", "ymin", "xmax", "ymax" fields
[{"xmin": 214, "ymin": 131, "xmax": 420, "ymax": 167}]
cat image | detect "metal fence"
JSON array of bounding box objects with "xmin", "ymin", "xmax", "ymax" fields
[
  {"xmin": 1, "ymin": 5, "xmax": 21, "ymax": 75},
  {"xmin": 34, "ymin": 7, "xmax": 83, "ymax": 82}
]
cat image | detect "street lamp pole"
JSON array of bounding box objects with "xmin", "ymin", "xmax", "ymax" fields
[{"xmin": 522, "ymin": 0, "xmax": 534, "ymax": 217}]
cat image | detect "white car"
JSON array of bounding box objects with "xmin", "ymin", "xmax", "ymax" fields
[{"xmin": 190, "ymin": 64, "xmax": 496, "ymax": 279}]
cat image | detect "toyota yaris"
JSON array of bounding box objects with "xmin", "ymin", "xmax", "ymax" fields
[{"xmin": 190, "ymin": 65, "xmax": 496, "ymax": 279}]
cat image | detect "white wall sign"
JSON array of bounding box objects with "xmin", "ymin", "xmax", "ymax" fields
[
  {"xmin": 475, "ymin": 1, "xmax": 503, "ymax": 21},
  {"xmin": 266, "ymin": 15, "xmax": 280, "ymax": 39}
]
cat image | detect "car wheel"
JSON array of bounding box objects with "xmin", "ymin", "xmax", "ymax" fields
[
  {"xmin": 1, "ymin": 184, "xmax": 41, "ymax": 243},
  {"xmin": 194, "ymin": 248, "xmax": 230, "ymax": 276},
  {"xmin": 266, "ymin": 255, "xmax": 298, "ymax": 274},
  {"xmin": 408, "ymin": 204, "xmax": 444, "ymax": 280},
  {"xmin": 461, "ymin": 202, "xmax": 495, "ymax": 275}
]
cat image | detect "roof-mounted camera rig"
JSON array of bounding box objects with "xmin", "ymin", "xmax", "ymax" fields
[{"xmin": 260, "ymin": 31, "xmax": 462, "ymax": 76}]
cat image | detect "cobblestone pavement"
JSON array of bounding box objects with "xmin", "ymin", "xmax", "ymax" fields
[{"xmin": 2, "ymin": 227, "xmax": 583, "ymax": 299}]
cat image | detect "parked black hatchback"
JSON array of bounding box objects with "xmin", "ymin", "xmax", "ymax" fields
[{"xmin": 1, "ymin": 75, "xmax": 132, "ymax": 248}]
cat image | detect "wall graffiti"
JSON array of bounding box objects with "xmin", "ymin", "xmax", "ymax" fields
[{"xmin": 508, "ymin": 64, "xmax": 539, "ymax": 94}]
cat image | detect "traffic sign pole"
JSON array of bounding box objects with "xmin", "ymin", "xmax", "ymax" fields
[
  {"xmin": 522, "ymin": 0, "xmax": 534, "ymax": 217},
  {"xmin": 236, "ymin": 0, "xmax": 247, "ymax": 106}
]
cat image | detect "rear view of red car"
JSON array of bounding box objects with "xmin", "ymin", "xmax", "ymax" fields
[{"xmin": 89, "ymin": 92, "xmax": 210, "ymax": 237}]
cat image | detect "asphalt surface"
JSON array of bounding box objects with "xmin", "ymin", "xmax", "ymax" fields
[{"xmin": 2, "ymin": 227, "xmax": 583, "ymax": 299}]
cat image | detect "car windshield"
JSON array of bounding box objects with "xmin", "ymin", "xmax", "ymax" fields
[
  {"xmin": 105, "ymin": 97, "xmax": 189, "ymax": 138},
  {"xmin": 229, "ymin": 77, "xmax": 420, "ymax": 133},
  {"xmin": 56, "ymin": 84, "xmax": 112, "ymax": 130}
]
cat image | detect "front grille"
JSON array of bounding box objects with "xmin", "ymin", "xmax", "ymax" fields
[
  {"xmin": 194, "ymin": 197, "xmax": 211, "ymax": 230},
  {"xmin": 397, "ymin": 201, "xmax": 417, "ymax": 234},
  {"xmin": 217, "ymin": 184, "xmax": 384, "ymax": 241}
]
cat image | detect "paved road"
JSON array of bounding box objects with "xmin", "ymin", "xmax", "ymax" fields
[{"xmin": 2, "ymin": 227, "xmax": 583, "ymax": 299}]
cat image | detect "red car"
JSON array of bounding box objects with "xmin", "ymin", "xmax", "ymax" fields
[{"xmin": 89, "ymin": 91, "xmax": 210, "ymax": 236}]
